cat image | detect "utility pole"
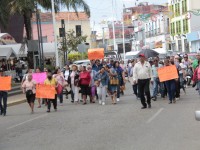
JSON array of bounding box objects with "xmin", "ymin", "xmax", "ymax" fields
[
  {"xmin": 60, "ymin": 19, "xmax": 67, "ymax": 65},
  {"xmin": 112, "ymin": 0, "xmax": 117, "ymax": 51},
  {"xmin": 51, "ymin": 0, "xmax": 59, "ymax": 67}
]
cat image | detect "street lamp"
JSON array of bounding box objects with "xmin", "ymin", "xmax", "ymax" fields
[{"xmin": 51, "ymin": 0, "xmax": 59, "ymax": 67}]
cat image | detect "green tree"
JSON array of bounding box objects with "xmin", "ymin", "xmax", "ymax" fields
[{"xmin": 0, "ymin": 0, "xmax": 9, "ymax": 28}]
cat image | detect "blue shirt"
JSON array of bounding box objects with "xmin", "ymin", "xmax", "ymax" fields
[{"xmin": 92, "ymin": 64, "xmax": 103, "ymax": 72}]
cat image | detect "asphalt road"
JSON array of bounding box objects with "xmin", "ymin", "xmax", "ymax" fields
[{"xmin": 0, "ymin": 84, "xmax": 200, "ymax": 150}]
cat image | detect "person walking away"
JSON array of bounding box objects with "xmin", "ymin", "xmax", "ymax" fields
[
  {"xmin": 164, "ymin": 59, "xmax": 177, "ymax": 104},
  {"xmin": 0, "ymin": 69, "xmax": 8, "ymax": 116},
  {"xmin": 44, "ymin": 72, "xmax": 57, "ymax": 112},
  {"xmin": 113, "ymin": 61, "xmax": 125, "ymax": 102},
  {"xmin": 54, "ymin": 68, "xmax": 65, "ymax": 106},
  {"xmin": 151, "ymin": 58, "xmax": 162, "ymax": 101},
  {"xmin": 87, "ymin": 65, "xmax": 96, "ymax": 103},
  {"xmin": 79, "ymin": 66, "xmax": 91, "ymax": 105},
  {"xmin": 68, "ymin": 65, "xmax": 79, "ymax": 104},
  {"xmin": 133, "ymin": 54, "xmax": 153, "ymax": 109},
  {"xmin": 22, "ymin": 73, "xmax": 36, "ymax": 114},
  {"xmin": 94, "ymin": 67, "xmax": 109, "ymax": 105}
]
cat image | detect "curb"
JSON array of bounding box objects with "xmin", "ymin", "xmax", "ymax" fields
[{"xmin": 8, "ymin": 99, "xmax": 26, "ymax": 107}]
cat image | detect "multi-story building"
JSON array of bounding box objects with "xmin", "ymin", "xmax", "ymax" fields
[
  {"xmin": 123, "ymin": 3, "xmax": 169, "ymax": 53},
  {"xmin": 31, "ymin": 12, "xmax": 91, "ymax": 43},
  {"xmin": 169, "ymin": 0, "xmax": 200, "ymax": 52}
]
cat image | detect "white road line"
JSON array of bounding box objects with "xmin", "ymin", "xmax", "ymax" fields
[
  {"xmin": 7, "ymin": 114, "xmax": 48, "ymax": 130},
  {"xmin": 146, "ymin": 108, "xmax": 164, "ymax": 124}
]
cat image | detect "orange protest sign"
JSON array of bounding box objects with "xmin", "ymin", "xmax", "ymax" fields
[
  {"xmin": 158, "ymin": 65, "xmax": 178, "ymax": 82},
  {"xmin": 88, "ymin": 48, "xmax": 104, "ymax": 60},
  {"xmin": 36, "ymin": 84, "xmax": 56, "ymax": 99},
  {"xmin": 0, "ymin": 76, "xmax": 11, "ymax": 91}
]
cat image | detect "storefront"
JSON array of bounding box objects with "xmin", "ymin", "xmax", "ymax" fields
[{"xmin": 187, "ymin": 31, "xmax": 200, "ymax": 52}]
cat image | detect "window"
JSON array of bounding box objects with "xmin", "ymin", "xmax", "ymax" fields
[{"xmin": 76, "ymin": 25, "xmax": 81, "ymax": 37}]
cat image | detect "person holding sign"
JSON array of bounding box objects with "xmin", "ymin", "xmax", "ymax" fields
[
  {"xmin": 22, "ymin": 74, "xmax": 36, "ymax": 114},
  {"xmin": 44, "ymin": 71, "xmax": 58, "ymax": 113},
  {"xmin": 163, "ymin": 59, "xmax": 176, "ymax": 104},
  {"xmin": 0, "ymin": 69, "xmax": 9, "ymax": 116}
]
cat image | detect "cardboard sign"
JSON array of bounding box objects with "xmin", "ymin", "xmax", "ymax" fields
[
  {"xmin": 36, "ymin": 84, "xmax": 56, "ymax": 99},
  {"xmin": 32, "ymin": 72, "xmax": 47, "ymax": 84},
  {"xmin": 0, "ymin": 76, "xmax": 12, "ymax": 91},
  {"xmin": 88, "ymin": 48, "xmax": 104, "ymax": 60},
  {"xmin": 158, "ymin": 65, "xmax": 178, "ymax": 82}
]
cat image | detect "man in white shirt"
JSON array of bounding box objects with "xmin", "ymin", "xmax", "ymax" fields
[{"xmin": 133, "ymin": 54, "xmax": 153, "ymax": 109}]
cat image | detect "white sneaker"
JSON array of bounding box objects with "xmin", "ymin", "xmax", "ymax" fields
[
  {"xmin": 99, "ymin": 100, "xmax": 102, "ymax": 105},
  {"xmin": 117, "ymin": 98, "xmax": 120, "ymax": 102},
  {"xmin": 102, "ymin": 102, "xmax": 105, "ymax": 105}
]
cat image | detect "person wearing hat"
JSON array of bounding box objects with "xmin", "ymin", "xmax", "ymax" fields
[
  {"xmin": 0, "ymin": 68, "xmax": 8, "ymax": 116},
  {"xmin": 68, "ymin": 64, "xmax": 79, "ymax": 104},
  {"xmin": 133, "ymin": 54, "xmax": 153, "ymax": 109}
]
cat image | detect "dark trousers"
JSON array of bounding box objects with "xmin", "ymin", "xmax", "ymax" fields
[
  {"xmin": 0, "ymin": 91, "xmax": 7, "ymax": 114},
  {"xmin": 165, "ymin": 80, "xmax": 176, "ymax": 101},
  {"xmin": 47, "ymin": 95, "xmax": 57, "ymax": 110},
  {"xmin": 58, "ymin": 93, "xmax": 63, "ymax": 103},
  {"xmin": 175, "ymin": 80, "xmax": 180, "ymax": 98},
  {"xmin": 138, "ymin": 79, "xmax": 151, "ymax": 107},
  {"xmin": 132, "ymin": 84, "xmax": 138, "ymax": 96}
]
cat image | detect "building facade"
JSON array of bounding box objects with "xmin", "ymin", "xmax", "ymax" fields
[
  {"xmin": 169, "ymin": 0, "xmax": 200, "ymax": 52},
  {"xmin": 31, "ymin": 12, "xmax": 91, "ymax": 43},
  {"xmin": 123, "ymin": 3, "xmax": 169, "ymax": 53}
]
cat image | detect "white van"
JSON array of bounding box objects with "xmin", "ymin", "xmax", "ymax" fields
[{"xmin": 125, "ymin": 51, "xmax": 140, "ymax": 60}]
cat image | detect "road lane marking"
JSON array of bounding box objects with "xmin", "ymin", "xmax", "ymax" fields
[
  {"xmin": 7, "ymin": 114, "xmax": 48, "ymax": 130},
  {"xmin": 146, "ymin": 108, "xmax": 164, "ymax": 124}
]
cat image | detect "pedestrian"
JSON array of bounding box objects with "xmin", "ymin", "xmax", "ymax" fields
[
  {"xmin": 113, "ymin": 61, "xmax": 125, "ymax": 102},
  {"xmin": 87, "ymin": 65, "xmax": 96, "ymax": 103},
  {"xmin": 22, "ymin": 73, "xmax": 36, "ymax": 114},
  {"xmin": 53, "ymin": 68, "xmax": 65, "ymax": 105},
  {"xmin": 129, "ymin": 59, "xmax": 138, "ymax": 98},
  {"xmin": 164, "ymin": 59, "xmax": 176, "ymax": 104},
  {"xmin": 68, "ymin": 64, "xmax": 79, "ymax": 104},
  {"xmin": 91, "ymin": 59, "xmax": 103, "ymax": 72},
  {"xmin": 63, "ymin": 65, "xmax": 71, "ymax": 99},
  {"xmin": 0, "ymin": 69, "xmax": 8, "ymax": 116},
  {"xmin": 35, "ymin": 67, "xmax": 42, "ymax": 108},
  {"xmin": 107, "ymin": 66, "xmax": 118, "ymax": 104},
  {"xmin": 94, "ymin": 67, "xmax": 109, "ymax": 105},
  {"xmin": 151, "ymin": 57, "xmax": 162, "ymax": 101},
  {"xmin": 193, "ymin": 61, "xmax": 200, "ymax": 95},
  {"xmin": 44, "ymin": 71, "xmax": 57, "ymax": 112},
  {"xmin": 79, "ymin": 66, "xmax": 91, "ymax": 105},
  {"xmin": 133, "ymin": 54, "xmax": 153, "ymax": 109}
]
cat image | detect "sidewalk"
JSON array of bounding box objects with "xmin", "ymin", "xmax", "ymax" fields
[{"xmin": 8, "ymin": 94, "xmax": 26, "ymax": 107}]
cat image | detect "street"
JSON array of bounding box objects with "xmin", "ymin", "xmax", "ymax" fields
[{"xmin": 0, "ymin": 84, "xmax": 200, "ymax": 150}]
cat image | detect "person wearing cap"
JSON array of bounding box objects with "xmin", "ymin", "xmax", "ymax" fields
[
  {"xmin": 0, "ymin": 69, "xmax": 8, "ymax": 116},
  {"xmin": 133, "ymin": 54, "xmax": 153, "ymax": 109}
]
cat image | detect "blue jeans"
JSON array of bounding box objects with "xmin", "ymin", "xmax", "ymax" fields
[
  {"xmin": 165, "ymin": 80, "xmax": 176, "ymax": 101},
  {"xmin": 153, "ymin": 77, "xmax": 159, "ymax": 98},
  {"xmin": 57, "ymin": 92, "xmax": 63, "ymax": 103},
  {"xmin": 0, "ymin": 91, "xmax": 8, "ymax": 114}
]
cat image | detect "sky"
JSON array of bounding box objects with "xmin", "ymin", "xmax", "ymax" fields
[{"xmin": 83, "ymin": 0, "xmax": 168, "ymax": 31}]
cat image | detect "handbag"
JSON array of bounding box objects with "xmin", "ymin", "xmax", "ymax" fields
[
  {"xmin": 26, "ymin": 90, "xmax": 33, "ymax": 97},
  {"xmin": 110, "ymin": 77, "xmax": 119, "ymax": 85},
  {"xmin": 56, "ymin": 83, "xmax": 63, "ymax": 94}
]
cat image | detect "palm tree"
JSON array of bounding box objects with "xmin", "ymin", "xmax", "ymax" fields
[{"xmin": 8, "ymin": 0, "xmax": 90, "ymax": 40}]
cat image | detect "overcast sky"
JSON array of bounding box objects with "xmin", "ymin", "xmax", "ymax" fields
[{"xmin": 83, "ymin": 0, "xmax": 168, "ymax": 30}]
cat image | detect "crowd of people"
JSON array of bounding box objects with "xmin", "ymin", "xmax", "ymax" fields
[{"xmin": 1, "ymin": 51, "xmax": 200, "ymax": 115}]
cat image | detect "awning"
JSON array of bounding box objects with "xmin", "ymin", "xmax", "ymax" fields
[
  {"xmin": 152, "ymin": 48, "xmax": 167, "ymax": 54},
  {"xmin": 0, "ymin": 47, "xmax": 17, "ymax": 59}
]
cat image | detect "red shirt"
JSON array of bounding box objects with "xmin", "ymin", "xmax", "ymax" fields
[{"xmin": 79, "ymin": 71, "xmax": 91, "ymax": 85}]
